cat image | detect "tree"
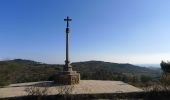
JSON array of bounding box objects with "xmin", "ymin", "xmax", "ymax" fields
[
  {"xmin": 161, "ymin": 61, "xmax": 170, "ymax": 73},
  {"xmin": 160, "ymin": 61, "xmax": 170, "ymax": 86}
]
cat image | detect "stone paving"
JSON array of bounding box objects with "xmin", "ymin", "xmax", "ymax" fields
[{"xmin": 0, "ymin": 80, "xmax": 143, "ymax": 98}]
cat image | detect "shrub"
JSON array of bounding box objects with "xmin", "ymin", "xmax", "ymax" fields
[
  {"xmin": 140, "ymin": 75, "xmax": 152, "ymax": 83},
  {"xmin": 0, "ymin": 76, "xmax": 10, "ymax": 87},
  {"xmin": 24, "ymin": 84, "xmax": 49, "ymax": 96},
  {"xmin": 160, "ymin": 73, "xmax": 170, "ymax": 86}
]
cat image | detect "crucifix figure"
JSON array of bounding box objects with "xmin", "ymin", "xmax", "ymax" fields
[{"xmin": 64, "ymin": 16, "xmax": 72, "ymax": 72}]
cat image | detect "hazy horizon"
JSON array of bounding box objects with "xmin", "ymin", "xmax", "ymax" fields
[{"xmin": 0, "ymin": 58, "xmax": 161, "ymax": 68}]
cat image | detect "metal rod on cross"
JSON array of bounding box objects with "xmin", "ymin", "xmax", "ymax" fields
[{"xmin": 64, "ymin": 16, "xmax": 72, "ymax": 72}]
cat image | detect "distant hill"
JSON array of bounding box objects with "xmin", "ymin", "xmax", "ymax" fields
[
  {"xmin": 0, "ymin": 59, "xmax": 161, "ymax": 86},
  {"xmin": 136, "ymin": 64, "xmax": 161, "ymax": 68},
  {"xmin": 0, "ymin": 59, "xmax": 62, "ymax": 86},
  {"xmin": 72, "ymin": 61, "xmax": 161, "ymax": 78}
]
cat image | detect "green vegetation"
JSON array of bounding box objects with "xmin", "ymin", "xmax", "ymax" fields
[
  {"xmin": 0, "ymin": 59, "xmax": 61, "ymax": 86},
  {"xmin": 0, "ymin": 59, "xmax": 160, "ymax": 87},
  {"xmin": 138, "ymin": 60, "xmax": 170, "ymax": 100},
  {"xmin": 161, "ymin": 61, "xmax": 170, "ymax": 73},
  {"xmin": 160, "ymin": 61, "xmax": 170, "ymax": 86},
  {"xmin": 140, "ymin": 75, "xmax": 152, "ymax": 83},
  {"xmin": 72, "ymin": 61, "xmax": 160, "ymax": 87},
  {"xmin": 2, "ymin": 59, "xmax": 170, "ymax": 99},
  {"xmin": 73, "ymin": 61, "xmax": 160, "ymax": 77}
]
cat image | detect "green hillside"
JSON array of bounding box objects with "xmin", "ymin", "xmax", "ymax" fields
[
  {"xmin": 72, "ymin": 61, "xmax": 160, "ymax": 81},
  {"xmin": 0, "ymin": 59, "xmax": 161, "ymax": 86},
  {"xmin": 72, "ymin": 61, "xmax": 160, "ymax": 77},
  {"xmin": 0, "ymin": 59, "xmax": 61, "ymax": 86}
]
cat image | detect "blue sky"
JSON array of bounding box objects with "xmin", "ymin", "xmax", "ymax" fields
[{"xmin": 0, "ymin": 0, "xmax": 170, "ymax": 64}]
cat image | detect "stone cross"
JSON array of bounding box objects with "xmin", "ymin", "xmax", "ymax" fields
[
  {"xmin": 64, "ymin": 16, "xmax": 72, "ymax": 72},
  {"xmin": 64, "ymin": 16, "xmax": 72, "ymax": 28},
  {"xmin": 53, "ymin": 16, "xmax": 80, "ymax": 85}
]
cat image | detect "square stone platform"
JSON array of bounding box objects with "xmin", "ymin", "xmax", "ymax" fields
[
  {"xmin": 54, "ymin": 71, "xmax": 80, "ymax": 85},
  {"xmin": 0, "ymin": 80, "xmax": 143, "ymax": 98}
]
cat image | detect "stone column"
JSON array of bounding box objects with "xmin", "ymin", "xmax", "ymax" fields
[
  {"xmin": 54, "ymin": 16, "xmax": 80, "ymax": 85},
  {"xmin": 64, "ymin": 16, "xmax": 72, "ymax": 72}
]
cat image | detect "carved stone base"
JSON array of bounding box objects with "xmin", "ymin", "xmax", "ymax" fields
[{"xmin": 54, "ymin": 71, "xmax": 80, "ymax": 85}]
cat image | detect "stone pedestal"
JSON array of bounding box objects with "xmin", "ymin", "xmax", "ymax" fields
[
  {"xmin": 54, "ymin": 71, "xmax": 80, "ymax": 85},
  {"xmin": 54, "ymin": 16, "xmax": 80, "ymax": 85}
]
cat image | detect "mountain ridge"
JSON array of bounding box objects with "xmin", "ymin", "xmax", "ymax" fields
[{"xmin": 0, "ymin": 59, "xmax": 161, "ymax": 86}]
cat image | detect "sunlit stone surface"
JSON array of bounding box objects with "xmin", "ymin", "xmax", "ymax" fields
[{"xmin": 0, "ymin": 80, "xmax": 143, "ymax": 98}]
